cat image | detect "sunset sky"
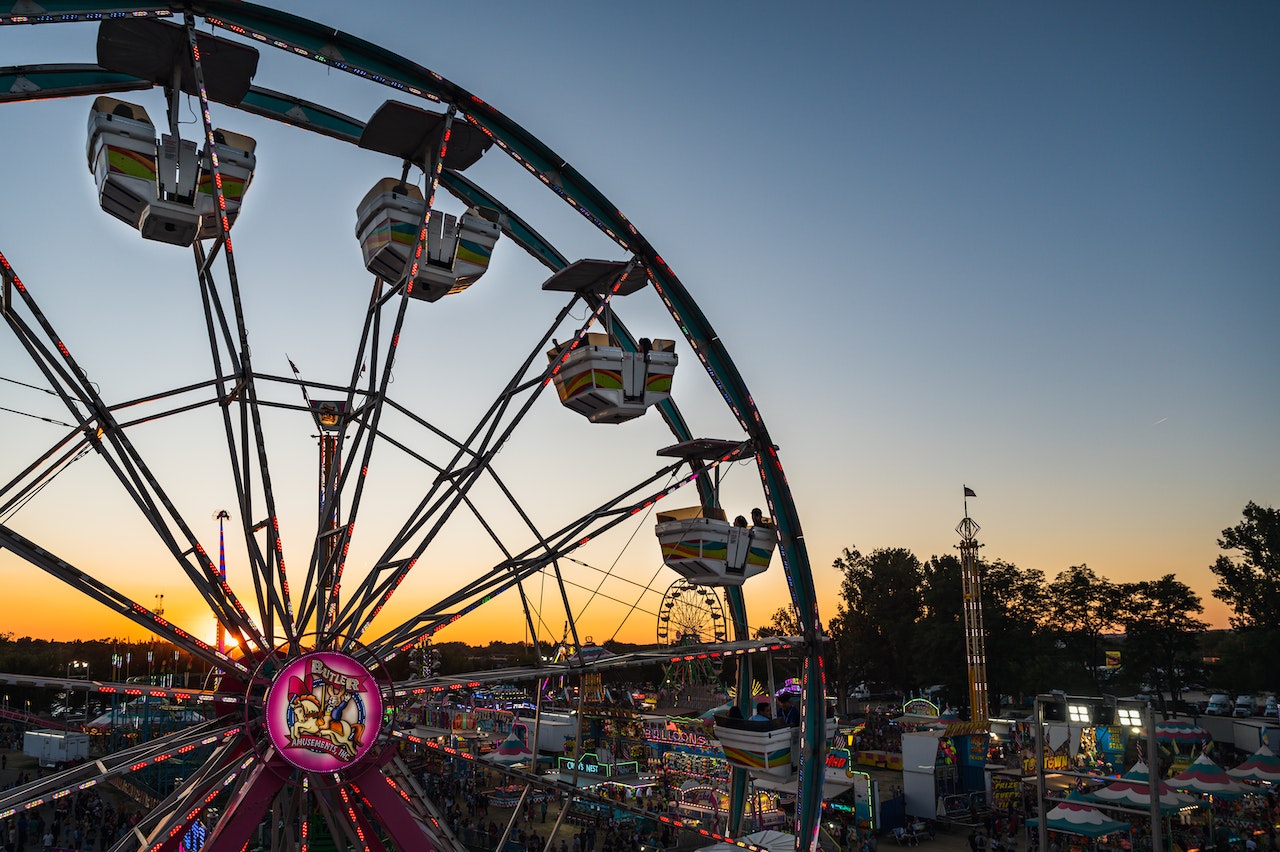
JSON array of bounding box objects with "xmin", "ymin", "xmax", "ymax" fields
[{"xmin": 0, "ymin": 2, "xmax": 1276, "ymax": 656}]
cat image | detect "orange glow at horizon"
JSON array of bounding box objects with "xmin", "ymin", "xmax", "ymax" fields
[{"xmin": 0, "ymin": 542, "xmax": 1240, "ymax": 646}]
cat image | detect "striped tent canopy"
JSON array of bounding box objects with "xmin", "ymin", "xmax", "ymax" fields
[
  {"xmin": 1228, "ymin": 745, "xmax": 1280, "ymax": 784},
  {"xmin": 1168, "ymin": 753, "xmax": 1248, "ymax": 798},
  {"xmin": 1028, "ymin": 800, "xmax": 1131, "ymax": 838},
  {"xmin": 484, "ymin": 724, "xmax": 534, "ymax": 765},
  {"xmin": 1085, "ymin": 761, "xmax": 1196, "ymax": 812},
  {"xmin": 1155, "ymin": 718, "xmax": 1210, "ymax": 745}
]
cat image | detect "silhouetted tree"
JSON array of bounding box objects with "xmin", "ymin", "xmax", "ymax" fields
[
  {"xmin": 914, "ymin": 554, "xmax": 965, "ymax": 707},
  {"xmin": 1209, "ymin": 501, "xmax": 1280, "ymax": 629},
  {"xmin": 1047, "ymin": 564, "xmax": 1122, "ymax": 692},
  {"xmin": 981, "ymin": 560, "xmax": 1051, "ymax": 709},
  {"xmin": 829, "ymin": 546, "xmax": 923, "ymax": 693},
  {"xmin": 1116, "ymin": 575, "xmax": 1207, "ymax": 714}
]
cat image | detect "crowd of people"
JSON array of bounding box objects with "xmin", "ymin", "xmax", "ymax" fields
[
  {"xmin": 415, "ymin": 758, "xmax": 669, "ymax": 852},
  {"xmin": 851, "ymin": 710, "xmax": 904, "ymax": 754},
  {"xmin": 0, "ymin": 785, "xmax": 139, "ymax": 852}
]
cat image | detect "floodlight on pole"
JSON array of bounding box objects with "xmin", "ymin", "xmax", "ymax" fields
[
  {"xmin": 1067, "ymin": 702, "xmax": 1093, "ymax": 724},
  {"xmin": 1116, "ymin": 706, "xmax": 1143, "ymax": 731}
]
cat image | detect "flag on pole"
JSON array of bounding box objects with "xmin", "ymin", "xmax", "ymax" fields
[{"xmin": 964, "ymin": 486, "xmax": 977, "ymax": 498}]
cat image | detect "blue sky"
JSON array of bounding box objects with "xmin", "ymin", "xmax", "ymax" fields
[{"xmin": 0, "ymin": 2, "xmax": 1276, "ymax": 646}]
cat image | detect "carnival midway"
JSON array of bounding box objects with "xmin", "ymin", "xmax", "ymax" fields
[{"xmin": 0, "ymin": 3, "xmax": 1278, "ymax": 852}]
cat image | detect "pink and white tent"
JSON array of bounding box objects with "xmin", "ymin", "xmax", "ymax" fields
[
  {"xmin": 1168, "ymin": 753, "xmax": 1247, "ymax": 798},
  {"xmin": 1228, "ymin": 745, "xmax": 1280, "ymax": 784}
]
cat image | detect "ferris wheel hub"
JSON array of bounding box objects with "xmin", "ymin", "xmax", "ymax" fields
[{"xmin": 265, "ymin": 650, "xmax": 383, "ymax": 772}]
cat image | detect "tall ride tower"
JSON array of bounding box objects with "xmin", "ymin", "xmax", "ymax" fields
[{"xmin": 957, "ymin": 487, "xmax": 989, "ymax": 724}]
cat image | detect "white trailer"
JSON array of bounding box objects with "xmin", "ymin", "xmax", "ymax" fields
[{"xmin": 23, "ymin": 730, "xmax": 89, "ymax": 768}]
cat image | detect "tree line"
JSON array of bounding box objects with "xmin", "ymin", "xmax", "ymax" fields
[{"xmin": 810, "ymin": 501, "xmax": 1279, "ymax": 716}]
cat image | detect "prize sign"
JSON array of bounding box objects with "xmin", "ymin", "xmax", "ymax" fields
[{"xmin": 267, "ymin": 651, "xmax": 383, "ymax": 772}]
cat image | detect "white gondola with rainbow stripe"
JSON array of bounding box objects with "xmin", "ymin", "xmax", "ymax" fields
[
  {"xmin": 87, "ymin": 96, "xmax": 256, "ymax": 247},
  {"xmin": 713, "ymin": 715, "xmax": 839, "ymax": 780},
  {"xmin": 547, "ymin": 333, "xmax": 677, "ymax": 424},
  {"xmin": 355, "ymin": 178, "xmax": 501, "ymax": 301},
  {"xmin": 655, "ymin": 506, "xmax": 776, "ymax": 587}
]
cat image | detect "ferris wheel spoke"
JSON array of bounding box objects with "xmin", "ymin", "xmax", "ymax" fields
[
  {"xmin": 190, "ymin": 248, "xmax": 294, "ymax": 646},
  {"xmin": 291, "ymin": 276, "xmax": 418, "ymax": 638},
  {"xmin": 198, "ymin": 750, "xmax": 298, "ymax": 852},
  {"xmin": 1, "ymin": 253, "xmax": 270, "ymax": 650},
  {"xmin": 0, "ymin": 717, "xmax": 241, "ymax": 821},
  {"xmin": 332, "ymin": 294, "xmax": 583, "ymax": 644},
  {"xmin": 361, "ymin": 456, "xmax": 703, "ymax": 657},
  {"xmin": 0, "ymin": 525, "xmax": 251, "ymax": 676},
  {"xmin": 301, "ymin": 108, "xmax": 463, "ymax": 641},
  {"xmin": 183, "ymin": 155, "xmax": 293, "ymax": 646},
  {"xmin": 0, "ymin": 424, "xmax": 95, "ymax": 521},
  {"xmin": 114, "ymin": 734, "xmax": 255, "ymax": 852},
  {"xmin": 288, "ymin": 280, "xmax": 384, "ymax": 636},
  {"xmin": 361, "ymin": 449, "xmax": 702, "ymax": 660}
]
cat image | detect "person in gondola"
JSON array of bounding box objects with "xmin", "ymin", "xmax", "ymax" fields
[
  {"xmin": 749, "ymin": 702, "xmax": 771, "ymax": 723},
  {"xmin": 733, "ymin": 515, "xmax": 748, "ymax": 528},
  {"xmin": 751, "ymin": 507, "xmax": 773, "ymax": 528},
  {"xmin": 776, "ymin": 693, "xmax": 800, "ymax": 726}
]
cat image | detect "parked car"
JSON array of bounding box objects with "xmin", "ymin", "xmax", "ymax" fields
[
  {"xmin": 1205, "ymin": 694, "xmax": 1232, "ymax": 716},
  {"xmin": 1234, "ymin": 695, "xmax": 1255, "ymax": 717}
]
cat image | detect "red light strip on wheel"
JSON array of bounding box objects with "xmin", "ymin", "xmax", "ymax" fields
[{"xmin": 0, "ymin": 9, "xmax": 172, "ymax": 25}]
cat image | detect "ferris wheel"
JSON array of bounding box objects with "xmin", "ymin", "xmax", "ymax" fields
[
  {"xmin": 0, "ymin": 4, "xmax": 827, "ymax": 852},
  {"xmin": 657, "ymin": 578, "xmax": 728, "ymax": 648},
  {"xmin": 657, "ymin": 578, "xmax": 728, "ymax": 690}
]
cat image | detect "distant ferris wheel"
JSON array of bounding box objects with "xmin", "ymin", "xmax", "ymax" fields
[{"xmin": 657, "ymin": 578, "xmax": 727, "ymax": 647}]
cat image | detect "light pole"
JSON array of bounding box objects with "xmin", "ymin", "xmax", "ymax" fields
[
  {"xmin": 1035, "ymin": 694, "xmax": 1048, "ymax": 852},
  {"xmin": 66, "ymin": 660, "xmax": 88, "ymax": 719},
  {"xmin": 1145, "ymin": 701, "xmax": 1162, "ymax": 852}
]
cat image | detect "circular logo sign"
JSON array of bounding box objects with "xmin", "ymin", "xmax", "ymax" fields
[{"xmin": 266, "ymin": 651, "xmax": 383, "ymax": 772}]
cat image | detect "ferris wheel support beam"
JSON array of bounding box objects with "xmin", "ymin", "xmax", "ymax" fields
[
  {"xmin": 183, "ymin": 13, "xmax": 295, "ymax": 648},
  {"xmin": 364, "ymin": 448, "xmax": 746, "ymax": 659},
  {"xmin": 349, "ymin": 756, "xmax": 440, "ymax": 852},
  {"xmin": 119, "ymin": 734, "xmax": 255, "ymax": 852},
  {"xmin": 333, "ymin": 286, "xmax": 589, "ymax": 647},
  {"xmin": 310, "ymin": 786, "xmax": 371, "ymax": 852},
  {"xmin": 0, "ymin": 253, "xmax": 267, "ymax": 651},
  {"xmin": 0, "ymin": 717, "xmax": 240, "ymax": 820},
  {"xmin": 199, "ymin": 750, "xmax": 295, "ymax": 852}
]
